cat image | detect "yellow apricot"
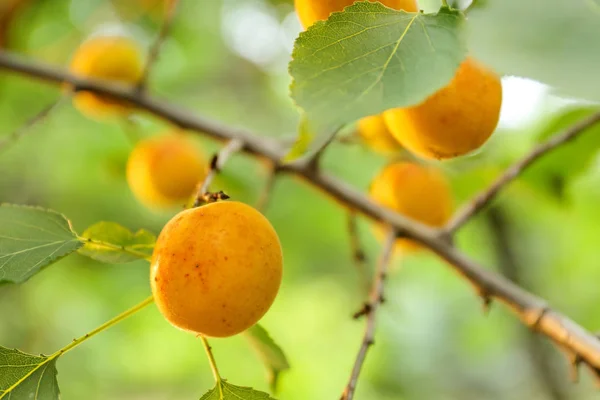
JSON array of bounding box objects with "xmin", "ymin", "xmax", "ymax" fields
[
  {"xmin": 357, "ymin": 114, "xmax": 402, "ymax": 154},
  {"xmin": 68, "ymin": 35, "xmax": 143, "ymax": 119},
  {"xmin": 369, "ymin": 161, "xmax": 452, "ymax": 252},
  {"xmin": 151, "ymin": 201, "xmax": 283, "ymax": 337},
  {"xmin": 295, "ymin": 0, "xmax": 418, "ymax": 29},
  {"xmin": 384, "ymin": 58, "xmax": 502, "ymax": 160},
  {"xmin": 126, "ymin": 134, "xmax": 207, "ymax": 208}
]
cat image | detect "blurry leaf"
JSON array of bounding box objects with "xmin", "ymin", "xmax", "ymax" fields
[
  {"xmin": 0, "ymin": 204, "xmax": 83, "ymax": 284},
  {"xmin": 199, "ymin": 381, "xmax": 276, "ymax": 400},
  {"xmin": 78, "ymin": 221, "xmax": 156, "ymax": 263},
  {"xmin": 243, "ymin": 324, "xmax": 290, "ymax": 392},
  {"xmin": 0, "ymin": 346, "xmax": 60, "ymax": 400},
  {"xmin": 468, "ymin": 0, "xmax": 600, "ymax": 102},
  {"xmin": 283, "ymin": 115, "xmax": 315, "ymax": 161},
  {"xmin": 289, "ymin": 2, "xmax": 467, "ymax": 156},
  {"xmin": 522, "ymin": 106, "xmax": 600, "ymax": 200}
]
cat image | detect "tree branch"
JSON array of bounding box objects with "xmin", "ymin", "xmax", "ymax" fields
[
  {"xmin": 2, "ymin": 50, "xmax": 600, "ymax": 380},
  {"xmin": 137, "ymin": 0, "xmax": 180, "ymax": 91},
  {"xmin": 341, "ymin": 230, "xmax": 396, "ymax": 400},
  {"xmin": 446, "ymin": 111, "xmax": 600, "ymax": 234},
  {"xmin": 192, "ymin": 138, "xmax": 243, "ymax": 207},
  {"xmin": 347, "ymin": 211, "xmax": 371, "ymax": 294}
]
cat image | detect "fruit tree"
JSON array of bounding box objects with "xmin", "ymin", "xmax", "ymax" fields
[{"xmin": 1, "ymin": 0, "xmax": 600, "ymax": 399}]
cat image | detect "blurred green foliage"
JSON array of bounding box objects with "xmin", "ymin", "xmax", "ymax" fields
[{"xmin": 1, "ymin": 0, "xmax": 600, "ymax": 399}]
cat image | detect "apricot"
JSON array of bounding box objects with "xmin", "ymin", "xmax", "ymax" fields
[
  {"xmin": 357, "ymin": 114, "xmax": 402, "ymax": 154},
  {"xmin": 295, "ymin": 0, "xmax": 418, "ymax": 29},
  {"xmin": 68, "ymin": 35, "xmax": 143, "ymax": 119},
  {"xmin": 151, "ymin": 201, "xmax": 283, "ymax": 337},
  {"xmin": 384, "ymin": 58, "xmax": 502, "ymax": 160},
  {"xmin": 369, "ymin": 161, "xmax": 452, "ymax": 251},
  {"xmin": 126, "ymin": 134, "xmax": 207, "ymax": 208}
]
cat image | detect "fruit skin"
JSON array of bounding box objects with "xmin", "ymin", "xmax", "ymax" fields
[
  {"xmin": 295, "ymin": 0, "xmax": 418, "ymax": 29},
  {"xmin": 151, "ymin": 201, "xmax": 283, "ymax": 338},
  {"xmin": 383, "ymin": 58, "xmax": 503, "ymax": 160},
  {"xmin": 68, "ymin": 35, "xmax": 143, "ymax": 119},
  {"xmin": 357, "ymin": 114, "xmax": 402, "ymax": 154},
  {"xmin": 369, "ymin": 161, "xmax": 452, "ymax": 251},
  {"xmin": 126, "ymin": 134, "xmax": 207, "ymax": 208}
]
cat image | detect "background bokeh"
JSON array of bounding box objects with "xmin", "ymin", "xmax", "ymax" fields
[{"xmin": 1, "ymin": 0, "xmax": 600, "ymax": 399}]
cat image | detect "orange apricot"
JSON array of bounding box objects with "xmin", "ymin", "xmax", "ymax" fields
[
  {"xmin": 384, "ymin": 58, "xmax": 502, "ymax": 160},
  {"xmin": 68, "ymin": 35, "xmax": 143, "ymax": 119},
  {"xmin": 369, "ymin": 161, "xmax": 452, "ymax": 251},
  {"xmin": 295, "ymin": 0, "xmax": 418, "ymax": 29},
  {"xmin": 126, "ymin": 134, "xmax": 207, "ymax": 208},
  {"xmin": 357, "ymin": 114, "xmax": 402, "ymax": 154},
  {"xmin": 151, "ymin": 201, "xmax": 283, "ymax": 337}
]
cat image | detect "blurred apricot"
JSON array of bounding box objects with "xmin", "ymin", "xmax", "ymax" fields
[
  {"xmin": 295, "ymin": 0, "xmax": 418, "ymax": 29},
  {"xmin": 126, "ymin": 134, "xmax": 206, "ymax": 208},
  {"xmin": 68, "ymin": 35, "xmax": 143, "ymax": 119},
  {"xmin": 369, "ymin": 161, "xmax": 452, "ymax": 252}
]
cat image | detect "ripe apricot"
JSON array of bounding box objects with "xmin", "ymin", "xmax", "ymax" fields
[
  {"xmin": 126, "ymin": 134, "xmax": 207, "ymax": 208},
  {"xmin": 357, "ymin": 114, "xmax": 402, "ymax": 154},
  {"xmin": 68, "ymin": 35, "xmax": 143, "ymax": 119},
  {"xmin": 151, "ymin": 201, "xmax": 283, "ymax": 337},
  {"xmin": 295, "ymin": 0, "xmax": 418, "ymax": 29},
  {"xmin": 369, "ymin": 161, "xmax": 452, "ymax": 251},
  {"xmin": 384, "ymin": 58, "xmax": 502, "ymax": 160}
]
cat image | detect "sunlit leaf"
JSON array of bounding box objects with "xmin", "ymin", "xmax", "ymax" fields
[
  {"xmin": 78, "ymin": 221, "xmax": 156, "ymax": 263},
  {"xmin": 244, "ymin": 325, "xmax": 290, "ymax": 392},
  {"xmin": 199, "ymin": 381, "xmax": 276, "ymax": 400},
  {"xmin": 0, "ymin": 204, "xmax": 83, "ymax": 284},
  {"xmin": 289, "ymin": 2, "xmax": 467, "ymax": 156},
  {"xmin": 522, "ymin": 106, "xmax": 600, "ymax": 200},
  {"xmin": 0, "ymin": 346, "xmax": 60, "ymax": 400}
]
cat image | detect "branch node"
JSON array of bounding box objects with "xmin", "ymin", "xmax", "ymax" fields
[
  {"xmin": 353, "ymin": 303, "xmax": 372, "ymax": 319},
  {"xmin": 524, "ymin": 306, "xmax": 550, "ymax": 332}
]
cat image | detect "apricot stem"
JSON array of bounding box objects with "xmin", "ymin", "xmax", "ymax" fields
[
  {"xmin": 441, "ymin": 0, "xmax": 449, "ymax": 7},
  {"xmin": 200, "ymin": 335, "xmax": 222, "ymax": 385}
]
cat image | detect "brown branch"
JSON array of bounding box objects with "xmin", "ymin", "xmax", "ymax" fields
[
  {"xmin": 446, "ymin": 111, "xmax": 600, "ymax": 234},
  {"xmin": 2, "ymin": 51, "xmax": 600, "ymax": 380},
  {"xmin": 341, "ymin": 231, "xmax": 396, "ymax": 400},
  {"xmin": 0, "ymin": 95, "xmax": 67, "ymax": 155},
  {"xmin": 137, "ymin": 0, "xmax": 180, "ymax": 91},
  {"xmin": 192, "ymin": 139, "xmax": 243, "ymax": 207},
  {"xmin": 347, "ymin": 212, "xmax": 371, "ymax": 294}
]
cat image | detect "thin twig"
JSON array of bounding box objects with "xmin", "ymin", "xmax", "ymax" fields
[
  {"xmin": 446, "ymin": 111, "xmax": 600, "ymax": 234},
  {"xmin": 488, "ymin": 207, "xmax": 569, "ymax": 400},
  {"xmin": 347, "ymin": 212, "xmax": 371, "ymax": 294},
  {"xmin": 192, "ymin": 139, "xmax": 243, "ymax": 207},
  {"xmin": 256, "ymin": 164, "xmax": 279, "ymax": 212},
  {"xmin": 3, "ymin": 52, "xmax": 600, "ymax": 380},
  {"xmin": 137, "ymin": 0, "xmax": 180, "ymax": 91},
  {"xmin": 341, "ymin": 230, "xmax": 396, "ymax": 400},
  {"xmin": 0, "ymin": 96, "xmax": 67, "ymax": 155}
]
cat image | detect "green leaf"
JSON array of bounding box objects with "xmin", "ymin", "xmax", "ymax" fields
[
  {"xmin": 522, "ymin": 106, "xmax": 600, "ymax": 200},
  {"xmin": 200, "ymin": 381, "xmax": 276, "ymax": 400},
  {"xmin": 289, "ymin": 2, "xmax": 467, "ymax": 155},
  {"xmin": 468, "ymin": 0, "xmax": 600, "ymax": 102},
  {"xmin": 283, "ymin": 114, "xmax": 316, "ymax": 162},
  {"xmin": 0, "ymin": 346, "xmax": 60, "ymax": 400},
  {"xmin": 78, "ymin": 222, "xmax": 156, "ymax": 263},
  {"xmin": 0, "ymin": 204, "xmax": 83, "ymax": 284},
  {"xmin": 243, "ymin": 325, "xmax": 290, "ymax": 392}
]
